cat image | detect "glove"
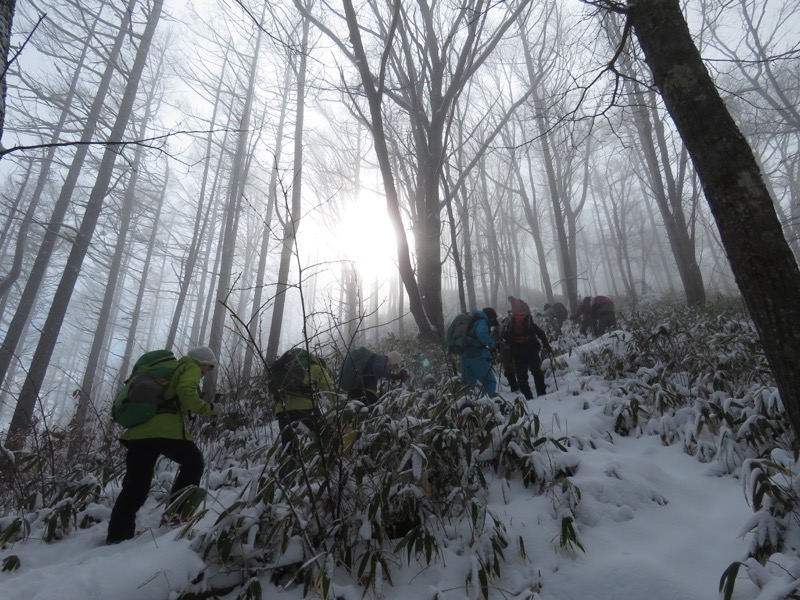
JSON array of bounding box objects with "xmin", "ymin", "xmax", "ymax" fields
[
  {"xmin": 392, "ymin": 370, "xmax": 410, "ymax": 383},
  {"xmin": 211, "ymin": 403, "xmax": 223, "ymax": 417}
]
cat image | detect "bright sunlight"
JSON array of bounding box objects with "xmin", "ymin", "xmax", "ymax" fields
[{"xmin": 334, "ymin": 192, "xmax": 398, "ymax": 281}]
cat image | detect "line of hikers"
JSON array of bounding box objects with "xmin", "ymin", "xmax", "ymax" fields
[
  {"xmin": 106, "ymin": 344, "xmax": 411, "ymax": 544},
  {"xmin": 106, "ymin": 294, "xmax": 616, "ymax": 544}
]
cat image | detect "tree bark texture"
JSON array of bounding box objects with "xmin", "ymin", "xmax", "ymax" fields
[
  {"xmin": 630, "ymin": 0, "xmax": 800, "ymax": 441},
  {"xmin": 0, "ymin": 0, "xmax": 15, "ymax": 148}
]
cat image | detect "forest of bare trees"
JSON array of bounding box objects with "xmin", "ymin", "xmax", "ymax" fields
[{"xmin": 0, "ymin": 0, "xmax": 798, "ymax": 445}]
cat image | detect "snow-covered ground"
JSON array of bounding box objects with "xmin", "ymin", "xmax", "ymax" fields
[{"xmin": 0, "ymin": 340, "xmax": 760, "ymax": 600}]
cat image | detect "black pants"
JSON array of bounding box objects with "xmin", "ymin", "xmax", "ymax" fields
[
  {"xmin": 511, "ymin": 343, "xmax": 546, "ymax": 399},
  {"xmin": 500, "ymin": 346, "xmax": 518, "ymax": 392},
  {"xmin": 597, "ymin": 309, "xmax": 617, "ymax": 335},
  {"xmin": 348, "ymin": 387, "xmax": 379, "ymax": 405},
  {"xmin": 276, "ymin": 409, "xmax": 322, "ymax": 479},
  {"xmin": 107, "ymin": 438, "xmax": 204, "ymax": 543}
]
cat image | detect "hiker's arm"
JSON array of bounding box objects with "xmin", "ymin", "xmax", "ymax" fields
[
  {"xmin": 311, "ymin": 363, "xmax": 336, "ymax": 395},
  {"xmin": 533, "ymin": 324, "xmax": 551, "ymax": 352},
  {"xmin": 474, "ymin": 320, "xmax": 495, "ymax": 350},
  {"xmin": 175, "ymin": 363, "xmax": 214, "ymax": 416},
  {"xmin": 371, "ymin": 355, "xmax": 393, "ymax": 378}
]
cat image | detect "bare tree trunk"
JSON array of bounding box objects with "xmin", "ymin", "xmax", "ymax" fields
[
  {"xmin": 592, "ymin": 201, "xmax": 621, "ymax": 298},
  {"xmin": 628, "ymin": 0, "xmax": 800, "ymax": 441},
  {"xmin": 266, "ymin": 10, "xmax": 310, "ymax": 361},
  {"xmin": 165, "ymin": 42, "xmax": 232, "ymax": 351},
  {"xmin": 0, "ymin": 2, "xmax": 105, "ymax": 302},
  {"xmin": 456, "ymin": 188, "xmax": 477, "ymax": 310},
  {"xmin": 513, "ymin": 141, "xmax": 554, "ymax": 303},
  {"xmin": 0, "ymin": 0, "xmax": 15, "ymax": 147},
  {"xmin": 638, "ymin": 178, "xmax": 678, "ymax": 295},
  {"xmin": 208, "ymin": 8, "xmax": 265, "ymax": 360},
  {"xmin": 0, "ymin": 0, "xmax": 137, "ymax": 395},
  {"xmin": 334, "ymin": 0, "xmax": 437, "ymax": 342},
  {"xmin": 117, "ymin": 172, "xmax": 168, "ymax": 382},
  {"xmin": 627, "ymin": 79, "xmax": 706, "ymax": 305},
  {"xmin": 443, "ymin": 173, "xmax": 468, "ymax": 313},
  {"xmin": 72, "ymin": 59, "xmax": 163, "ymax": 447},
  {"xmin": 6, "ymin": 0, "xmax": 163, "ymax": 448}
]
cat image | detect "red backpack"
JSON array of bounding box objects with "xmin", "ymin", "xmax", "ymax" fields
[{"xmin": 504, "ymin": 301, "xmax": 532, "ymax": 344}]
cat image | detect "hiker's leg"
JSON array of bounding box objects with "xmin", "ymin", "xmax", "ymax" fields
[
  {"xmin": 107, "ymin": 440, "xmax": 160, "ymax": 543},
  {"xmin": 277, "ymin": 409, "xmax": 319, "ymax": 479},
  {"xmin": 463, "ymin": 356, "xmax": 494, "ymax": 395},
  {"xmin": 479, "ymin": 358, "xmax": 497, "ymax": 396},
  {"xmin": 461, "ymin": 357, "xmax": 479, "ymax": 387},
  {"xmin": 580, "ymin": 316, "xmax": 591, "ymax": 336},
  {"xmin": 501, "ymin": 347, "xmax": 518, "ymax": 392},
  {"xmin": 511, "ymin": 345, "xmax": 533, "ymax": 400},
  {"xmin": 529, "ymin": 350, "xmax": 547, "ymax": 396},
  {"xmin": 276, "ymin": 411, "xmax": 298, "ymax": 479},
  {"xmin": 363, "ymin": 388, "xmax": 379, "ymax": 406},
  {"xmin": 161, "ymin": 439, "xmax": 205, "ymax": 502}
]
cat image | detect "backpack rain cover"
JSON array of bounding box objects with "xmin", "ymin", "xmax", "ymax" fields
[{"xmin": 112, "ymin": 350, "xmax": 179, "ymax": 428}]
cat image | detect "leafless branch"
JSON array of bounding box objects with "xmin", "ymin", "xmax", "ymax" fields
[{"xmin": 0, "ymin": 128, "xmax": 241, "ymax": 158}]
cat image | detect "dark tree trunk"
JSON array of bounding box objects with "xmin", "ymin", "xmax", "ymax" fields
[
  {"xmin": 630, "ymin": 0, "xmax": 800, "ymax": 441},
  {"xmin": 0, "ymin": 0, "xmax": 15, "ymax": 148}
]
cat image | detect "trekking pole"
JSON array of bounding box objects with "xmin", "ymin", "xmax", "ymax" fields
[
  {"xmin": 202, "ymin": 393, "xmax": 222, "ymax": 511},
  {"xmin": 548, "ymin": 349, "xmax": 559, "ymax": 392}
]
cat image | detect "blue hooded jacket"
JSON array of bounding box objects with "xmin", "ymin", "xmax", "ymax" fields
[{"xmin": 462, "ymin": 310, "xmax": 496, "ymax": 359}]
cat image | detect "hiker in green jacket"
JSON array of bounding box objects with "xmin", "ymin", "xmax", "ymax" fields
[
  {"xmin": 106, "ymin": 346, "xmax": 221, "ymax": 544},
  {"xmin": 271, "ymin": 348, "xmax": 336, "ymax": 478}
]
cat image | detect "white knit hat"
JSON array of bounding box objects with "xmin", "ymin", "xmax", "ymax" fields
[
  {"xmin": 386, "ymin": 351, "xmax": 402, "ymax": 368},
  {"xmin": 187, "ymin": 346, "xmax": 217, "ymax": 368}
]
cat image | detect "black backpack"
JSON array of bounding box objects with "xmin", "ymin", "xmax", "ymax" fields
[
  {"xmin": 339, "ymin": 347, "xmax": 375, "ymax": 391},
  {"xmin": 269, "ymin": 348, "xmax": 318, "ymax": 399}
]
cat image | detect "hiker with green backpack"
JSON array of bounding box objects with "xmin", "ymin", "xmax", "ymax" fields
[
  {"xmin": 106, "ymin": 346, "xmax": 221, "ymax": 545},
  {"xmin": 339, "ymin": 348, "xmax": 409, "ymax": 405},
  {"xmin": 269, "ymin": 347, "xmax": 335, "ymax": 478}
]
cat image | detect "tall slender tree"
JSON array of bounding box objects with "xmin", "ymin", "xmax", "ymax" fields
[
  {"xmin": 603, "ymin": 0, "xmax": 800, "ymax": 440},
  {"xmin": 0, "ymin": 0, "xmax": 15, "ymax": 148},
  {"xmin": 6, "ymin": 0, "xmax": 163, "ymax": 448},
  {"xmin": 0, "ymin": 0, "xmax": 138, "ymax": 396}
]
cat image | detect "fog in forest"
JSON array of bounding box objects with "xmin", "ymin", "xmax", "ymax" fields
[{"xmin": 0, "ymin": 0, "xmax": 797, "ymax": 436}]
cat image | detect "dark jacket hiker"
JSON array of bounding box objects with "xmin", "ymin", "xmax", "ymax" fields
[
  {"xmin": 340, "ymin": 348, "xmax": 408, "ymax": 405},
  {"xmin": 572, "ymin": 295, "xmax": 617, "ymax": 336},
  {"xmin": 504, "ymin": 299, "xmax": 552, "ymax": 400}
]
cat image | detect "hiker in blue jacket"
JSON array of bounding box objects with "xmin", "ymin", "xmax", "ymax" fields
[{"xmin": 460, "ymin": 308, "xmax": 499, "ymax": 396}]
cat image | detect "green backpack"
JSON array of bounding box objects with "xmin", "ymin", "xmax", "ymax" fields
[
  {"xmin": 112, "ymin": 350, "xmax": 180, "ymax": 428},
  {"xmin": 339, "ymin": 347, "xmax": 375, "ymax": 391},
  {"xmin": 444, "ymin": 313, "xmax": 478, "ymax": 354},
  {"xmin": 269, "ymin": 348, "xmax": 318, "ymax": 399}
]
